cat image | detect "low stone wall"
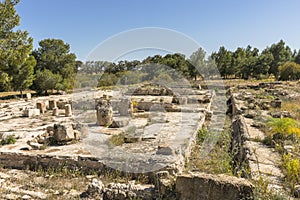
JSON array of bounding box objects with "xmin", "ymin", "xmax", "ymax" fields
[
  {"xmin": 230, "ymin": 91, "xmax": 285, "ymax": 191},
  {"xmin": 176, "ymin": 172, "xmax": 253, "ymax": 200},
  {"xmin": 0, "ymin": 152, "xmax": 105, "ymax": 173}
]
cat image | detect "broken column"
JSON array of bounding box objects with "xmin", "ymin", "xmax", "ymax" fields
[
  {"xmin": 49, "ymin": 100, "xmax": 57, "ymax": 110},
  {"xmin": 65, "ymin": 104, "xmax": 72, "ymax": 117},
  {"xmin": 118, "ymin": 98, "xmax": 133, "ymax": 116},
  {"xmin": 26, "ymin": 93, "xmax": 31, "ymax": 100},
  {"xmin": 36, "ymin": 102, "xmax": 46, "ymax": 114},
  {"xmin": 95, "ymin": 98, "xmax": 113, "ymax": 126},
  {"xmin": 52, "ymin": 107, "xmax": 59, "ymax": 116}
]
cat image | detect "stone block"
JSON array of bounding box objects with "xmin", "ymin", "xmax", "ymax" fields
[
  {"xmin": 26, "ymin": 93, "xmax": 31, "ymax": 100},
  {"xmin": 65, "ymin": 104, "xmax": 72, "ymax": 117},
  {"xmin": 49, "ymin": 100, "xmax": 57, "ymax": 110},
  {"xmin": 176, "ymin": 172, "xmax": 253, "ymax": 200},
  {"xmin": 36, "ymin": 102, "xmax": 46, "ymax": 114},
  {"xmin": 53, "ymin": 123, "xmax": 75, "ymax": 142},
  {"xmin": 23, "ymin": 109, "xmax": 40, "ymax": 117},
  {"xmin": 52, "ymin": 107, "xmax": 59, "ymax": 116}
]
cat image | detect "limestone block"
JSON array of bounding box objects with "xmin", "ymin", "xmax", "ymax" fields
[
  {"xmin": 52, "ymin": 107, "xmax": 59, "ymax": 116},
  {"xmin": 23, "ymin": 108, "xmax": 40, "ymax": 117},
  {"xmin": 26, "ymin": 93, "xmax": 31, "ymax": 100},
  {"xmin": 65, "ymin": 104, "xmax": 72, "ymax": 117},
  {"xmin": 36, "ymin": 102, "xmax": 46, "ymax": 114},
  {"xmin": 49, "ymin": 100, "xmax": 57, "ymax": 110},
  {"xmin": 53, "ymin": 123, "xmax": 75, "ymax": 142}
]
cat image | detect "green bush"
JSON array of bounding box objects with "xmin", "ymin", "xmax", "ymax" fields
[
  {"xmin": 267, "ymin": 117, "xmax": 299, "ymax": 136},
  {"xmin": 278, "ymin": 62, "xmax": 300, "ymax": 81},
  {"xmin": 97, "ymin": 73, "xmax": 118, "ymax": 87},
  {"xmin": 1, "ymin": 135, "xmax": 17, "ymax": 145}
]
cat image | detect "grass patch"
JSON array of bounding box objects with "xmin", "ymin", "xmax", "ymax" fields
[{"xmin": 188, "ymin": 116, "xmax": 233, "ymax": 175}]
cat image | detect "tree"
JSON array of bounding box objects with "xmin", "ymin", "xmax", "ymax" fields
[
  {"xmin": 211, "ymin": 47, "xmax": 233, "ymax": 78},
  {"xmin": 0, "ymin": 0, "xmax": 35, "ymax": 92},
  {"xmin": 11, "ymin": 55, "xmax": 36, "ymax": 95},
  {"xmin": 34, "ymin": 69, "xmax": 63, "ymax": 95},
  {"xmin": 33, "ymin": 38, "xmax": 76, "ymax": 91},
  {"xmin": 278, "ymin": 62, "xmax": 300, "ymax": 81},
  {"xmin": 252, "ymin": 52, "xmax": 273, "ymax": 79},
  {"xmin": 189, "ymin": 47, "xmax": 206, "ymax": 80},
  {"xmin": 294, "ymin": 50, "xmax": 300, "ymax": 65},
  {"xmin": 267, "ymin": 40, "xmax": 293, "ymax": 78},
  {"xmin": 232, "ymin": 47, "xmax": 247, "ymax": 78}
]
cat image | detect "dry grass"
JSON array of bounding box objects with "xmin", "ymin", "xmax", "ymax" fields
[
  {"xmin": 281, "ymin": 99, "xmax": 300, "ymax": 121},
  {"xmin": 0, "ymin": 167, "xmax": 89, "ymax": 199},
  {"xmin": 0, "ymin": 90, "xmax": 34, "ymax": 98}
]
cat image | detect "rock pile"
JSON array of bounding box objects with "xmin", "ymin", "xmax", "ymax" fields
[{"xmin": 27, "ymin": 122, "xmax": 87, "ymax": 148}]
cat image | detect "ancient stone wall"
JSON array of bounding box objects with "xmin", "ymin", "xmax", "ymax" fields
[{"xmin": 176, "ymin": 172, "xmax": 253, "ymax": 200}]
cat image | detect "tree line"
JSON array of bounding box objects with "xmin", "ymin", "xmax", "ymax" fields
[{"xmin": 80, "ymin": 41, "xmax": 300, "ymax": 88}]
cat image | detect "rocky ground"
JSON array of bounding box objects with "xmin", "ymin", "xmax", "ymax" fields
[{"xmin": 0, "ymin": 81, "xmax": 300, "ymax": 199}]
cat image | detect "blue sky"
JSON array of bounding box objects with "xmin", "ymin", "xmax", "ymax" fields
[{"xmin": 15, "ymin": 0, "xmax": 300, "ymax": 61}]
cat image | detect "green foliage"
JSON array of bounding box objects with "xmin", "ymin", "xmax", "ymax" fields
[
  {"xmin": 267, "ymin": 40, "xmax": 293, "ymax": 78},
  {"xmin": 278, "ymin": 61, "xmax": 300, "ymax": 81},
  {"xmin": 11, "ymin": 55, "xmax": 36, "ymax": 93},
  {"xmin": 194, "ymin": 119, "xmax": 233, "ymax": 175},
  {"xmin": 118, "ymin": 71, "xmax": 144, "ymax": 85},
  {"xmin": 267, "ymin": 117, "xmax": 299, "ymax": 136},
  {"xmin": 253, "ymin": 176, "xmax": 289, "ymax": 200},
  {"xmin": 97, "ymin": 73, "xmax": 118, "ymax": 87},
  {"xmin": 197, "ymin": 127, "xmax": 208, "ymax": 144},
  {"xmin": 282, "ymin": 154, "xmax": 300, "ymax": 192},
  {"xmin": 211, "ymin": 46, "xmax": 233, "ymax": 78},
  {"xmin": 33, "ymin": 38, "xmax": 77, "ymax": 92},
  {"xmin": 34, "ymin": 69, "xmax": 63, "ymax": 94},
  {"xmin": 0, "ymin": 0, "xmax": 35, "ymax": 92},
  {"xmin": 1, "ymin": 135, "xmax": 17, "ymax": 145},
  {"xmin": 188, "ymin": 47, "xmax": 206, "ymax": 79}
]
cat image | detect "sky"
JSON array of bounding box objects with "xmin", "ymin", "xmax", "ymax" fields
[{"xmin": 15, "ymin": 0, "xmax": 300, "ymax": 61}]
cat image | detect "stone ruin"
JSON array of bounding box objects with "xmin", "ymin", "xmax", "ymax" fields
[
  {"xmin": 3, "ymin": 81, "xmax": 299, "ymax": 199},
  {"xmin": 95, "ymin": 98, "xmax": 113, "ymax": 126}
]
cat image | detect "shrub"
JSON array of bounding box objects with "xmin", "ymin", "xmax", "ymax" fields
[
  {"xmin": 278, "ymin": 62, "xmax": 300, "ymax": 81},
  {"xmin": 97, "ymin": 73, "xmax": 118, "ymax": 87},
  {"xmin": 1, "ymin": 135, "xmax": 17, "ymax": 145},
  {"xmin": 267, "ymin": 117, "xmax": 299, "ymax": 136},
  {"xmin": 282, "ymin": 154, "xmax": 300, "ymax": 192}
]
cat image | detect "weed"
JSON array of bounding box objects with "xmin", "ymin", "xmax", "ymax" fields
[
  {"xmin": 253, "ymin": 176, "xmax": 289, "ymax": 200},
  {"xmin": 266, "ymin": 117, "xmax": 300, "ymax": 141},
  {"xmin": 282, "ymin": 154, "xmax": 300, "ymax": 194}
]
